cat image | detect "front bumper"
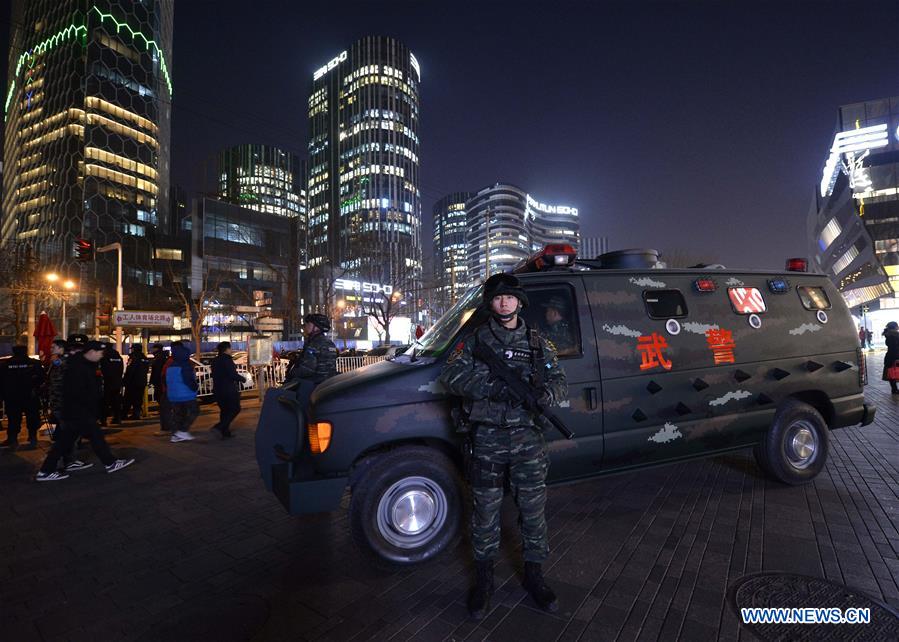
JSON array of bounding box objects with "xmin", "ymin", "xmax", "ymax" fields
[{"xmin": 272, "ymin": 462, "xmax": 347, "ymax": 515}]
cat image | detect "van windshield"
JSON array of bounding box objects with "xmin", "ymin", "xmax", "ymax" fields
[{"xmin": 410, "ymin": 285, "xmax": 482, "ymax": 357}]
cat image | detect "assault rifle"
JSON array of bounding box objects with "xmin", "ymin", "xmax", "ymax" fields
[{"xmin": 472, "ymin": 343, "xmax": 575, "ymax": 439}]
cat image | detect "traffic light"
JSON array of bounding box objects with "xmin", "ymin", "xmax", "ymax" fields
[{"xmin": 75, "ymin": 238, "xmax": 94, "ymax": 262}]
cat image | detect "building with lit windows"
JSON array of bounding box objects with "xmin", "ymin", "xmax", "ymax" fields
[
  {"xmin": 807, "ymin": 96, "xmax": 899, "ymax": 341},
  {"xmin": 217, "ymin": 144, "xmax": 305, "ymax": 219},
  {"xmin": 465, "ymin": 183, "xmax": 580, "ymax": 283},
  {"xmin": 306, "ymin": 37, "xmax": 422, "ymax": 315},
  {"xmin": 580, "ymin": 236, "xmax": 610, "ymax": 259},
  {"xmin": 432, "ymin": 192, "xmax": 472, "ymax": 310},
  {"xmin": 2, "ymin": 0, "xmax": 174, "ymax": 313}
]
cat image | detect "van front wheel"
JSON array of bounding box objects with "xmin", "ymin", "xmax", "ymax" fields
[
  {"xmin": 754, "ymin": 399, "xmax": 829, "ymax": 485},
  {"xmin": 349, "ymin": 446, "xmax": 462, "ymax": 568}
]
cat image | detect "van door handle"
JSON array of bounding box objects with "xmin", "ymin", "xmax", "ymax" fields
[{"xmin": 586, "ymin": 387, "xmax": 598, "ymax": 410}]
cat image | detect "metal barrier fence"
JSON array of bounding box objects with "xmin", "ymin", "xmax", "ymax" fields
[{"xmin": 146, "ymin": 356, "xmax": 384, "ymax": 402}]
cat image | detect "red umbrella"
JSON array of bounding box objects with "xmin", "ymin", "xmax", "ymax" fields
[{"xmin": 34, "ymin": 311, "xmax": 57, "ymax": 363}]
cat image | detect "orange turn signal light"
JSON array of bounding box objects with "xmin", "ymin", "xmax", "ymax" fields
[{"xmin": 308, "ymin": 422, "xmax": 332, "ymax": 454}]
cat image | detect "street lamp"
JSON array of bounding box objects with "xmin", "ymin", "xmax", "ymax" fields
[
  {"xmin": 45, "ymin": 274, "xmax": 77, "ymax": 338},
  {"xmin": 45, "ymin": 272, "xmax": 59, "ymax": 283}
]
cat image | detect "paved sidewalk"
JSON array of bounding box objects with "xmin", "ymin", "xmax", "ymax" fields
[{"xmin": 1, "ymin": 374, "xmax": 898, "ymax": 641}]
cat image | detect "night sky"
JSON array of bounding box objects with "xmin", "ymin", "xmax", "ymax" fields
[{"xmin": 3, "ymin": 1, "xmax": 898, "ymax": 270}]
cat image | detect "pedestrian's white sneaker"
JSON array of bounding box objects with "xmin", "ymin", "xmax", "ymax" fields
[
  {"xmin": 36, "ymin": 471, "xmax": 69, "ymax": 482},
  {"xmin": 170, "ymin": 431, "xmax": 195, "ymax": 443},
  {"xmin": 105, "ymin": 458, "xmax": 135, "ymax": 473},
  {"xmin": 64, "ymin": 460, "xmax": 94, "ymax": 472}
]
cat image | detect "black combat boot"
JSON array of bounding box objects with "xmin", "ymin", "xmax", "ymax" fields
[
  {"xmin": 523, "ymin": 561, "xmax": 559, "ymax": 612},
  {"xmin": 468, "ymin": 560, "xmax": 494, "ymax": 620}
]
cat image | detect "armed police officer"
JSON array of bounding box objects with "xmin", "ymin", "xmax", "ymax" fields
[
  {"xmin": 286, "ymin": 313, "xmax": 338, "ymax": 385},
  {"xmin": 541, "ymin": 296, "xmax": 575, "ymax": 355},
  {"xmin": 439, "ymin": 273, "xmax": 567, "ymax": 620}
]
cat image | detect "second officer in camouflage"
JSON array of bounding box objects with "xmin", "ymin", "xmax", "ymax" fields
[
  {"xmin": 440, "ymin": 273, "xmax": 567, "ymax": 619},
  {"xmin": 287, "ymin": 313, "xmax": 338, "ymax": 384}
]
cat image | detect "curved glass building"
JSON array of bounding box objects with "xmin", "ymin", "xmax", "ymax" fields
[
  {"xmin": 433, "ymin": 191, "xmax": 472, "ymax": 308},
  {"xmin": 2, "ymin": 0, "xmax": 174, "ymax": 308},
  {"xmin": 307, "ymin": 36, "xmax": 421, "ymax": 312},
  {"xmin": 466, "ymin": 184, "xmax": 531, "ymax": 282},
  {"xmin": 218, "ymin": 144, "xmax": 304, "ymax": 219}
]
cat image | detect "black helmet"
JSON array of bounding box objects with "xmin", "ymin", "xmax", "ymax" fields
[
  {"xmin": 482, "ymin": 273, "xmax": 528, "ymax": 308},
  {"xmin": 304, "ymin": 313, "xmax": 331, "ymax": 332}
]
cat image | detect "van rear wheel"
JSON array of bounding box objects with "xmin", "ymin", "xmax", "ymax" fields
[
  {"xmin": 754, "ymin": 399, "xmax": 829, "ymax": 485},
  {"xmin": 349, "ymin": 446, "xmax": 462, "ymax": 568}
]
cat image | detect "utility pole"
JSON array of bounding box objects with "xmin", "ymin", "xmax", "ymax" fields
[
  {"xmin": 94, "ymin": 288, "xmax": 101, "ymax": 337},
  {"xmin": 97, "ymin": 243, "xmax": 123, "ymax": 354}
]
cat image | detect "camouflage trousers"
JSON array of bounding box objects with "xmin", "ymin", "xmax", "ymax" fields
[{"xmin": 470, "ymin": 424, "xmax": 549, "ymax": 562}]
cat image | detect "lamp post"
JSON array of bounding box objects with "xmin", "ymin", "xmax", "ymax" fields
[
  {"xmin": 97, "ymin": 243, "xmax": 123, "ymax": 354},
  {"xmin": 45, "ymin": 273, "xmax": 77, "ymax": 338}
]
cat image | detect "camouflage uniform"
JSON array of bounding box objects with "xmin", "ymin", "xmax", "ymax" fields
[
  {"xmin": 440, "ymin": 316, "xmax": 567, "ymax": 562},
  {"xmin": 288, "ymin": 333, "xmax": 338, "ymax": 384}
]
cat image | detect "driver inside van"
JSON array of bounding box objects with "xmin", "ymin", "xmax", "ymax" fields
[{"xmin": 541, "ymin": 296, "xmax": 575, "ymax": 354}]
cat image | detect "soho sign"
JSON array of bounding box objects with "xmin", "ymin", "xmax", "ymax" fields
[
  {"xmin": 313, "ymin": 50, "xmax": 347, "ymax": 80},
  {"xmin": 334, "ymin": 278, "xmax": 394, "ymax": 295},
  {"xmin": 526, "ymin": 194, "xmax": 578, "ymax": 216}
]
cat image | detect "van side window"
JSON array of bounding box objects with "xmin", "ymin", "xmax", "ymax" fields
[
  {"xmin": 643, "ymin": 290, "xmax": 688, "ymax": 319},
  {"xmin": 797, "ymin": 286, "xmax": 832, "ymax": 310},
  {"xmin": 727, "ymin": 287, "xmax": 767, "ymax": 314},
  {"xmin": 520, "ymin": 287, "xmax": 581, "ymax": 357}
]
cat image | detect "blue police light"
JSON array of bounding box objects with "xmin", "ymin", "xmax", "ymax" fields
[{"xmin": 768, "ymin": 278, "xmax": 790, "ymax": 293}]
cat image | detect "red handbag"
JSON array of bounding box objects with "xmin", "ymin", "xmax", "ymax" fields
[{"xmin": 888, "ymin": 361, "xmax": 899, "ymax": 382}]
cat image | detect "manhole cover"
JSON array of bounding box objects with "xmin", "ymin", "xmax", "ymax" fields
[
  {"xmin": 136, "ymin": 594, "xmax": 269, "ymax": 642},
  {"xmin": 728, "ymin": 573, "xmax": 899, "ymax": 641}
]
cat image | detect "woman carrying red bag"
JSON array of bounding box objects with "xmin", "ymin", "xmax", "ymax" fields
[{"xmin": 883, "ymin": 321, "xmax": 899, "ymax": 394}]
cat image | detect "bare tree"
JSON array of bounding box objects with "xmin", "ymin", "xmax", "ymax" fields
[
  {"xmin": 0, "ymin": 243, "xmax": 40, "ymax": 342},
  {"xmin": 165, "ymin": 262, "xmax": 223, "ymax": 354}
]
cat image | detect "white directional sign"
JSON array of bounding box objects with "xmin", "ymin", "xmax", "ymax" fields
[{"xmin": 113, "ymin": 310, "xmax": 174, "ymax": 327}]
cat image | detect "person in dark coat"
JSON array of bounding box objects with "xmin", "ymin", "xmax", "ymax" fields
[
  {"xmin": 148, "ymin": 344, "xmax": 171, "ymax": 433},
  {"xmin": 99, "ymin": 346, "xmax": 124, "ymax": 426},
  {"xmin": 121, "ymin": 344, "xmax": 150, "ymax": 419},
  {"xmin": 210, "ymin": 341, "xmax": 246, "ymax": 439},
  {"xmin": 35, "ymin": 341, "xmax": 135, "ymax": 481},
  {"xmin": 883, "ymin": 321, "xmax": 899, "ymax": 394},
  {"xmin": 1, "ymin": 345, "xmax": 44, "ymax": 450}
]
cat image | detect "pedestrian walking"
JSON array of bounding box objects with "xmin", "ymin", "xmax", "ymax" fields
[
  {"xmin": 439, "ymin": 273, "xmax": 568, "ymax": 619},
  {"xmin": 866, "ymin": 328, "xmax": 874, "ymax": 350},
  {"xmin": 859, "ymin": 326, "xmax": 867, "ymax": 348},
  {"xmin": 1, "ymin": 345, "xmax": 45, "ymax": 451},
  {"xmin": 99, "ymin": 345, "xmax": 124, "ymax": 426},
  {"xmin": 883, "ymin": 321, "xmax": 899, "ymax": 394},
  {"xmin": 121, "ymin": 344, "xmax": 150, "ymax": 419},
  {"xmin": 35, "ymin": 341, "xmax": 135, "ymax": 481},
  {"xmin": 210, "ymin": 341, "xmax": 246, "ymax": 439},
  {"xmin": 166, "ymin": 342, "xmax": 199, "ymax": 443}
]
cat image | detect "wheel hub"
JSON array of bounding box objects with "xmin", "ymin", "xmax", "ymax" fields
[
  {"xmin": 787, "ymin": 423, "xmax": 817, "ymax": 469},
  {"xmin": 376, "ymin": 476, "xmax": 448, "ymax": 549}
]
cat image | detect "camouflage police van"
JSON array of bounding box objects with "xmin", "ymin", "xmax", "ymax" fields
[{"xmin": 255, "ymin": 245, "xmax": 876, "ymax": 567}]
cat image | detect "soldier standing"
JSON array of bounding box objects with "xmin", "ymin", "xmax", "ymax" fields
[
  {"xmin": 0, "ymin": 345, "xmax": 44, "ymax": 451},
  {"xmin": 440, "ymin": 273, "xmax": 567, "ymax": 620},
  {"xmin": 286, "ymin": 313, "xmax": 338, "ymax": 384},
  {"xmin": 541, "ymin": 296, "xmax": 575, "ymax": 354}
]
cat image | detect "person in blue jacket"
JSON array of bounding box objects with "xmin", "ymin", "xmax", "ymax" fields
[
  {"xmin": 165, "ymin": 342, "xmax": 199, "ymax": 443},
  {"xmin": 210, "ymin": 341, "xmax": 246, "ymax": 439}
]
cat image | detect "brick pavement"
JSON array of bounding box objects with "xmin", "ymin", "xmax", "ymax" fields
[{"xmin": 1, "ymin": 369, "xmax": 898, "ymax": 641}]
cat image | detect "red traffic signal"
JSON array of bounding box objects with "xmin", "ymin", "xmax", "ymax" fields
[{"xmin": 75, "ymin": 238, "xmax": 94, "ymax": 262}]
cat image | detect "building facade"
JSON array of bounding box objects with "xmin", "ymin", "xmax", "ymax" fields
[
  {"xmin": 807, "ymin": 96, "xmax": 899, "ymax": 339},
  {"xmin": 580, "ymin": 236, "xmax": 610, "ymax": 259},
  {"xmin": 2, "ymin": 0, "xmax": 174, "ymax": 312},
  {"xmin": 217, "ymin": 144, "xmax": 305, "ymax": 219},
  {"xmin": 432, "ymin": 191, "xmax": 472, "ymax": 309},
  {"xmin": 464, "ymin": 183, "xmax": 581, "ymax": 284},
  {"xmin": 306, "ymin": 36, "xmax": 422, "ymax": 314}
]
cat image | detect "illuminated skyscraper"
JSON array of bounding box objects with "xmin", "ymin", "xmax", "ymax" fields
[
  {"xmin": 217, "ymin": 144, "xmax": 304, "ymax": 219},
  {"xmin": 307, "ymin": 36, "xmax": 422, "ymax": 312},
  {"xmin": 433, "ymin": 192, "xmax": 472, "ymax": 307},
  {"xmin": 2, "ymin": 0, "xmax": 174, "ymax": 307}
]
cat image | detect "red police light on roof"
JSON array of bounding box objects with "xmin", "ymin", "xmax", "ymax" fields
[
  {"xmin": 693, "ymin": 278, "xmax": 717, "ymax": 292},
  {"xmin": 515, "ymin": 244, "xmax": 577, "ymax": 273},
  {"xmin": 785, "ymin": 258, "xmax": 808, "ymax": 272}
]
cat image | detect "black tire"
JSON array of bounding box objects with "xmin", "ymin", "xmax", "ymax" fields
[
  {"xmin": 754, "ymin": 399, "xmax": 830, "ymax": 485},
  {"xmin": 349, "ymin": 446, "xmax": 463, "ymax": 568}
]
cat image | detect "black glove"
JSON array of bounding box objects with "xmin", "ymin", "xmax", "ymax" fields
[{"xmin": 487, "ymin": 379, "xmax": 511, "ymax": 402}]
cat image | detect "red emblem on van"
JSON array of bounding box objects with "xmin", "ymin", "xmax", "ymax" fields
[{"xmin": 637, "ymin": 333, "xmax": 673, "ymax": 371}]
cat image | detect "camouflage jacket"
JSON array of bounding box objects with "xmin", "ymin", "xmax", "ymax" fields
[
  {"xmin": 544, "ymin": 319, "xmax": 575, "ymax": 354},
  {"xmin": 440, "ymin": 317, "xmax": 567, "ymax": 428},
  {"xmin": 289, "ymin": 332, "xmax": 338, "ymax": 384}
]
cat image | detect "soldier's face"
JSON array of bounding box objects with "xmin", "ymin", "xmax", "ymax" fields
[
  {"xmin": 303, "ymin": 321, "xmax": 316, "ymax": 337},
  {"xmin": 491, "ymin": 295, "xmax": 519, "ymax": 316},
  {"xmin": 545, "ymin": 307, "xmax": 562, "ymax": 324}
]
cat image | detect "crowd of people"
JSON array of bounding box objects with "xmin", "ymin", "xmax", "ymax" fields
[{"xmin": 0, "ymin": 312, "xmax": 341, "ymax": 482}]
